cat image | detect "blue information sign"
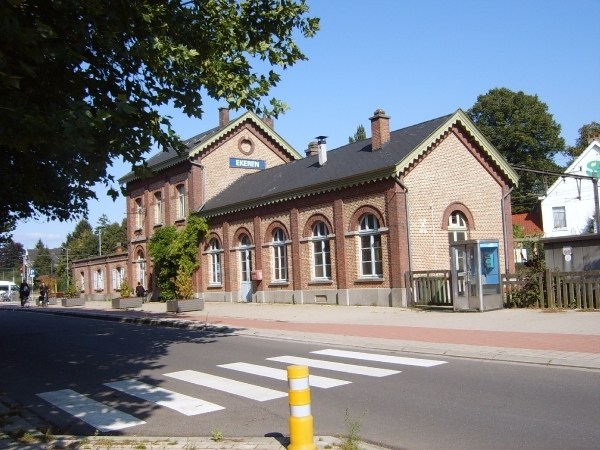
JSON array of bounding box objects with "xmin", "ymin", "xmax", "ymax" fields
[{"xmin": 230, "ymin": 158, "xmax": 266, "ymax": 170}]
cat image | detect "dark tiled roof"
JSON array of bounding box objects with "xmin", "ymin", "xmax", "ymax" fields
[{"xmin": 199, "ymin": 114, "xmax": 453, "ymax": 216}]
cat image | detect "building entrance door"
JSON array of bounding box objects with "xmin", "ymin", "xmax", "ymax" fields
[{"xmin": 239, "ymin": 235, "xmax": 253, "ymax": 302}]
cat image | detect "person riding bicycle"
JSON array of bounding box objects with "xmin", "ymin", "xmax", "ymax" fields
[
  {"xmin": 19, "ymin": 281, "xmax": 30, "ymax": 307},
  {"xmin": 39, "ymin": 282, "xmax": 49, "ymax": 307}
]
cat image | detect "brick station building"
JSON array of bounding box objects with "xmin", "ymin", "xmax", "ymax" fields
[{"xmin": 76, "ymin": 107, "xmax": 517, "ymax": 305}]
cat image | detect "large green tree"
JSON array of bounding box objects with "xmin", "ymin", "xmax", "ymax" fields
[
  {"xmin": 564, "ymin": 121, "xmax": 600, "ymax": 164},
  {"xmin": 32, "ymin": 239, "xmax": 52, "ymax": 277},
  {"xmin": 467, "ymin": 88, "xmax": 565, "ymax": 213},
  {"xmin": 0, "ymin": 239, "xmax": 24, "ymax": 270},
  {"xmin": 348, "ymin": 124, "xmax": 366, "ymax": 143},
  {"xmin": 0, "ymin": 0, "xmax": 319, "ymax": 237}
]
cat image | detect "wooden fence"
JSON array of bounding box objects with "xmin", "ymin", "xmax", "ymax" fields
[
  {"xmin": 407, "ymin": 269, "xmax": 599, "ymax": 310},
  {"xmin": 503, "ymin": 269, "xmax": 600, "ymax": 309}
]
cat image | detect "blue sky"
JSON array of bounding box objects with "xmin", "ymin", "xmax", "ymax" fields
[{"xmin": 12, "ymin": 0, "xmax": 600, "ymax": 251}]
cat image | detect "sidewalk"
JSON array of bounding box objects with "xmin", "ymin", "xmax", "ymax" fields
[{"xmin": 1, "ymin": 300, "xmax": 599, "ymax": 449}]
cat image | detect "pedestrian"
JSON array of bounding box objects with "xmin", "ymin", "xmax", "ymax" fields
[
  {"xmin": 135, "ymin": 281, "xmax": 146, "ymax": 298},
  {"xmin": 19, "ymin": 281, "xmax": 30, "ymax": 307},
  {"xmin": 39, "ymin": 282, "xmax": 49, "ymax": 307}
]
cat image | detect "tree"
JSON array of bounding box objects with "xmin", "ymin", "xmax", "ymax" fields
[
  {"xmin": 348, "ymin": 124, "xmax": 367, "ymax": 143},
  {"xmin": 467, "ymin": 88, "xmax": 566, "ymax": 213},
  {"xmin": 0, "ymin": 239, "xmax": 25, "ymax": 269},
  {"xmin": 0, "ymin": 1, "xmax": 319, "ymax": 239},
  {"xmin": 564, "ymin": 122, "xmax": 600, "ymax": 164},
  {"xmin": 32, "ymin": 239, "xmax": 52, "ymax": 278}
]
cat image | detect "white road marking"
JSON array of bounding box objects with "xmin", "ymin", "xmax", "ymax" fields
[
  {"xmin": 37, "ymin": 389, "xmax": 145, "ymax": 432},
  {"xmin": 311, "ymin": 349, "xmax": 447, "ymax": 367},
  {"xmin": 218, "ymin": 362, "xmax": 351, "ymax": 389},
  {"xmin": 163, "ymin": 370, "xmax": 287, "ymax": 401},
  {"xmin": 104, "ymin": 380, "xmax": 224, "ymax": 416},
  {"xmin": 266, "ymin": 356, "xmax": 400, "ymax": 377}
]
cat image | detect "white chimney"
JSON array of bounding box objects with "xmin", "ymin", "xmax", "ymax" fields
[{"xmin": 316, "ymin": 136, "xmax": 327, "ymax": 166}]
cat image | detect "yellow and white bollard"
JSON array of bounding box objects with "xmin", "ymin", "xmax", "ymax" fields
[{"xmin": 287, "ymin": 365, "xmax": 316, "ymax": 450}]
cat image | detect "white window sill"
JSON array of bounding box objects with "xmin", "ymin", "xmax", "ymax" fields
[
  {"xmin": 355, "ymin": 277, "xmax": 384, "ymax": 283},
  {"xmin": 208, "ymin": 283, "xmax": 222, "ymax": 288},
  {"xmin": 154, "ymin": 223, "xmax": 163, "ymax": 228},
  {"xmin": 309, "ymin": 279, "xmax": 333, "ymax": 285},
  {"xmin": 175, "ymin": 217, "xmax": 186, "ymax": 223},
  {"xmin": 269, "ymin": 281, "xmax": 290, "ymax": 287}
]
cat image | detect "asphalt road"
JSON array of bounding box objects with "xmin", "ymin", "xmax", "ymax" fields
[{"xmin": 1, "ymin": 310, "xmax": 599, "ymax": 449}]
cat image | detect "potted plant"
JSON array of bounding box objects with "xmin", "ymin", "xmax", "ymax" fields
[
  {"xmin": 111, "ymin": 279, "xmax": 142, "ymax": 309},
  {"xmin": 166, "ymin": 266, "xmax": 204, "ymax": 313},
  {"xmin": 61, "ymin": 282, "xmax": 85, "ymax": 307}
]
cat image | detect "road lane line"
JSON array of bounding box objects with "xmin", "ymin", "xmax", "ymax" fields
[
  {"xmin": 163, "ymin": 370, "xmax": 287, "ymax": 401},
  {"xmin": 104, "ymin": 380, "xmax": 224, "ymax": 416},
  {"xmin": 266, "ymin": 356, "xmax": 400, "ymax": 377},
  {"xmin": 218, "ymin": 362, "xmax": 351, "ymax": 389},
  {"xmin": 311, "ymin": 349, "xmax": 447, "ymax": 367},
  {"xmin": 37, "ymin": 389, "xmax": 145, "ymax": 432}
]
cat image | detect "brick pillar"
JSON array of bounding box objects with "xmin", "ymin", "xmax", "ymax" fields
[
  {"xmin": 253, "ymin": 216, "xmax": 264, "ymax": 292},
  {"xmin": 386, "ymin": 183, "xmax": 408, "ymax": 288},
  {"xmin": 333, "ymin": 199, "xmax": 348, "ymax": 289},
  {"xmin": 290, "ymin": 208, "xmax": 302, "ymax": 291}
]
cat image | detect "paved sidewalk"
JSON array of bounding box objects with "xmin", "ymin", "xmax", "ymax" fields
[{"xmin": 1, "ymin": 300, "xmax": 599, "ymax": 449}]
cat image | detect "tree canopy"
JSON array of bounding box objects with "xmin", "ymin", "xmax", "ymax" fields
[
  {"xmin": 348, "ymin": 124, "xmax": 366, "ymax": 143},
  {"xmin": 0, "ymin": 239, "xmax": 24, "ymax": 270},
  {"xmin": 564, "ymin": 121, "xmax": 600, "ymax": 164},
  {"xmin": 467, "ymin": 88, "xmax": 565, "ymax": 213},
  {"xmin": 0, "ymin": 0, "xmax": 319, "ymax": 238}
]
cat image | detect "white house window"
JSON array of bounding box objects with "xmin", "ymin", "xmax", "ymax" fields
[
  {"xmin": 272, "ymin": 228, "xmax": 288, "ymax": 281},
  {"xmin": 80, "ymin": 272, "xmax": 85, "ymax": 292},
  {"xmin": 177, "ymin": 185, "xmax": 185, "ymax": 218},
  {"xmin": 312, "ymin": 222, "xmax": 331, "ymax": 279},
  {"xmin": 208, "ymin": 239, "xmax": 222, "ymax": 285},
  {"xmin": 448, "ymin": 211, "xmax": 468, "ymax": 243},
  {"xmin": 137, "ymin": 250, "xmax": 146, "ymax": 285},
  {"xmin": 112, "ymin": 267, "xmax": 124, "ymax": 290},
  {"xmin": 154, "ymin": 192, "xmax": 163, "ymax": 224},
  {"xmin": 359, "ymin": 214, "xmax": 382, "ymax": 277},
  {"xmin": 552, "ymin": 206, "xmax": 567, "ymax": 229},
  {"xmin": 135, "ymin": 198, "xmax": 143, "ymax": 229},
  {"xmin": 93, "ymin": 269, "xmax": 104, "ymax": 291}
]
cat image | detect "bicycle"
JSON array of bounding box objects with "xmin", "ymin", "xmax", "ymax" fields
[
  {"xmin": 20, "ymin": 294, "xmax": 30, "ymax": 308},
  {"xmin": 38, "ymin": 295, "xmax": 49, "ymax": 307}
]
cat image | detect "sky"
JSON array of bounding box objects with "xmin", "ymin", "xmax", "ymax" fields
[{"xmin": 11, "ymin": 0, "xmax": 600, "ymax": 251}]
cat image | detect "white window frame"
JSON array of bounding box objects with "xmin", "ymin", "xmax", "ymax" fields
[
  {"xmin": 272, "ymin": 228, "xmax": 288, "ymax": 282},
  {"xmin": 177, "ymin": 185, "xmax": 186, "ymax": 219},
  {"xmin": 135, "ymin": 198, "xmax": 143, "ymax": 229},
  {"xmin": 94, "ymin": 269, "xmax": 104, "ymax": 291},
  {"xmin": 154, "ymin": 192, "xmax": 163, "ymax": 225},
  {"xmin": 137, "ymin": 251, "xmax": 146, "ymax": 286},
  {"xmin": 448, "ymin": 211, "xmax": 468, "ymax": 243},
  {"xmin": 359, "ymin": 214, "xmax": 382, "ymax": 277},
  {"xmin": 312, "ymin": 222, "xmax": 331, "ymax": 280},
  {"xmin": 552, "ymin": 206, "xmax": 567, "ymax": 229},
  {"xmin": 112, "ymin": 267, "xmax": 124, "ymax": 290},
  {"xmin": 208, "ymin": 239, "xmax": 222, "ymax": 285},
  {"xmin": 80, "ymin": 272, "xmax": 85, "ymax": 292}
]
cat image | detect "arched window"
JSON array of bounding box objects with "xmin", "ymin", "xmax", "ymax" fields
[
  {"xmin": 312, "ymin": 222, "xmax": 331, "ymax": 279},
  {"xmin": 154, "ymin": 192, "xmax": 163, "ymax": 225},
  {"xmin": 359, "ymin": 214, "xmax": 382, "ymax": 277},
  {"xmin": 80, "ymin": 272, "xmax": 85, "ymax": 292},
  {"xmin": 135, "ymin": 198, "xmax": 143, "ymax": 229},
  {"xmin": 177, "ymin": 185, "xmax": 186, "ymax": 218},
  {"xmin": 93, "ymin": 269, "xmax": 104, "ymax": 291},
  {"xmin": 137, "ymin": 250, "xmax": 146, "ymax": 286},
  {"xmin": 208, "ymin": 239, "xmax": 222, "ymax": 285},
  {"xmin": 448, "ymin": 211, "xmax": 468, "ymax": 243},
  {"xmin": 272, "ymin": 228, "xmax": 288, "ymax": 281},
  {"xmin": 112, "ymin": 267, "xmax": 124, "ymax": 290}
]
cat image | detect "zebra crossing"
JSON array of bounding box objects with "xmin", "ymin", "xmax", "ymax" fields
[{"xmin": 37, "ymin": 349, "xmax": 447, "ymax": 432}]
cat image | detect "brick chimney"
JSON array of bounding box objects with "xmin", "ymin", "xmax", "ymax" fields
[
  {"xmin": 305, "ymin": 141, "xmax": 319, "ymax": 157},
  {"xmin": 369, "ymin": 109, "xmax": 390, "ymax": 151},
  {"xmin": 219, "ymin": 107, "xmax": 229, "ymax": 128},
  {"xmin": 262, "ymin": 115, "xmax": 274, "ymax": 129}
]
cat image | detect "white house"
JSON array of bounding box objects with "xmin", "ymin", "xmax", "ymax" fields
[{"xmin": 540, "ymin": 139, "xmax": 600, "ymax": 237}]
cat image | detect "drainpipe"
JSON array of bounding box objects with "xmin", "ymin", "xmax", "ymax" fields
[
  {"xmin": 189, "ymin": 161, "xmax": 205, "ymax": 211},
  {"xmin": 501, "ymin": 187, "xmax": 514, "ymax": 274},
  {"xmin": 394, "ymin": 176, "xmax": 413, "ymax": 301}
]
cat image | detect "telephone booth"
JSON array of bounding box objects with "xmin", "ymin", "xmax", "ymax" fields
[{"xmin": 450, "ymin": 240, "xmax": 503, "ymax": 311}]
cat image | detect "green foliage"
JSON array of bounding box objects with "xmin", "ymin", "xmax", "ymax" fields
[
  {"xmin": 64, "ymin": 283, "xmax": 78, "ymax": 299},
  {"xmin": 564, "ymin": 121, "xmax": 600, "ymax": 164},
  {"xmin": 210, "ymin": 427, "xmax": 223, "ymax": 442},
  {"xmin": 467, "ymin": 88, "xmax": 566, "ymax": 213},
  {"xmin": 175, "ymin": 266, "xmax": 195, "ymax": 300},
  {"xmin": 0, "ymin": 239, "xmax": 24, "ymax": 269},
  {"xmin": 0, "ymin": 0, "xmax": 319, "ymax": 240},
  {"xmin": 148, "ymin": 216, "xmax": 208, "ymax": 300},
  {"xmin": 348, "ymin": 124, "xmax": 366, "ymax": 143},
  {"xmin": 338, "ymin": 408, "xmax": 367, "ymax": 450},
  {"xmin": 120, "ymin": 279, "xmax": 133, "ymax": 298},
  {"xmin": 32, "ymin": 239, "xmax": 52, "ymax": 277}
]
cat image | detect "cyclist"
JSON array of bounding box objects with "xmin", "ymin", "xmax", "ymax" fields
[
  {"xmin": 39, "ymin": 282, "xmax": 49, "ymax": 307},
  {"xmin": 19, "ymin": 281, "xmax": 30, "ymax": 307}
]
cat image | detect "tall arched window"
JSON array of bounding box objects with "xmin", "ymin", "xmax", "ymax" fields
[
  {"xmin": 137, "ymin": 250, "xmax": 146, "ymax": 285},
  {"xmin": 154, "ymin": 192, "xmax": 163, "ymax": 225},
  {"xmin": 208, "ymin": 239, "xmax": 222, "ymax": 285},
  {"xmin": 177, "ymin": 185, "xmax": 185, "ymax": 218},
  {"xmin": 272, "ymin": 228, "xmax": 288, "ymax": 281},
  {"xmin": 135, "ymin": 198, "xmax": 143, "ymax": 229},
  {"xmin": 359, "ymin": 214, "xmax": 382, "ymax": 277},
  {"xmin": 448, "ymin": 211, "xmax": 468, "ymax": 243},
  {"xmin": 312, "ymin": 222, "xmax": 331, "ymax": 279}
]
